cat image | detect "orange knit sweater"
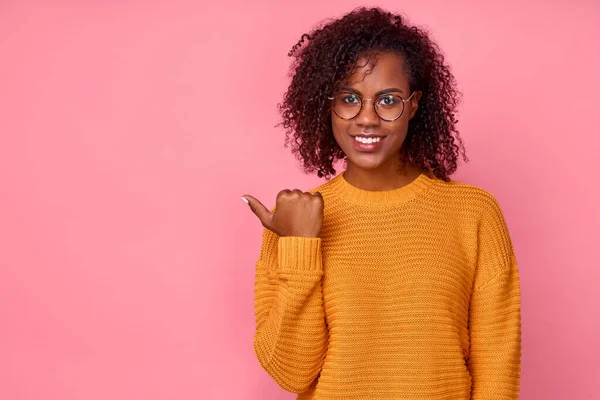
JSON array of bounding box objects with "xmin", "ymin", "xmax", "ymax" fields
[{"xmin": 253, "ymin": 171, "xmax": 522, "ymax": 399}]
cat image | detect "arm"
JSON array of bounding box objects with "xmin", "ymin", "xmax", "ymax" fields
[
  {"xmin": 253, "ymin": 226, "xmax": 328, "ymax": 393},
  {"xmin": 467, "ymin": 197, "xmax": 522, "ymax": 399}
]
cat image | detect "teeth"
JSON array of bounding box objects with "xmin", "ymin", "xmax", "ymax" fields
[{"xmin": 355, "ymin": 136, "xmax": 381, "ymax": 144}]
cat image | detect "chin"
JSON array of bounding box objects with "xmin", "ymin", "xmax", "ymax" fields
[{"xmin": 346, "ymin": 154, "xmax": 389, "ymax": 170}]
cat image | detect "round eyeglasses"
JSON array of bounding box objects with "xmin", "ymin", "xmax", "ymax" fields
[{"xmin": 327, "ymin": 91, "xmax": 418, "ymax": 122}]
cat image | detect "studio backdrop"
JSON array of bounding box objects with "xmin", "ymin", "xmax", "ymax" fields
[{"xmin": 1, "ymin": 1, "xmax": 598, "ymax": 399}]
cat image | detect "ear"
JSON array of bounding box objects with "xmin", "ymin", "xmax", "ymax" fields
[{"xmin": 408, "ymin": 91, "xmax": 423, "ymax": 120}]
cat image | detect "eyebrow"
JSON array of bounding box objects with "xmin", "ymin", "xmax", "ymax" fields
[{"xmin": 338, "ymin": 87, "xmax": 405, "ymax": 96}]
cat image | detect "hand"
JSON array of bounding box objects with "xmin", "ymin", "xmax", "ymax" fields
[{"xmin": 242, "ymin": 190, "xmax": 324, "ymax": 238}]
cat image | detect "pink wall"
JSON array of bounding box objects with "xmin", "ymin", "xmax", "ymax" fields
[{"xmin": 1, "ymin": 1, "xmax": 598, "ymax": 399}]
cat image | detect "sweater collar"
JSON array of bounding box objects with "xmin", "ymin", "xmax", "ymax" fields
[{"xmin": 327, "ymin": 170, "xmax": 436, "ymax": 206}]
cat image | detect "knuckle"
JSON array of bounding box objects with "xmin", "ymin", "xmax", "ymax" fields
[{"xmin": 277, "ymin": 189, "xmax": 291, "ymax": 199}]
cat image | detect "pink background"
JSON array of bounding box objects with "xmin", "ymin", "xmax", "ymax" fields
[{"xmin": 1, "ymin": 1, "xmax": 598, "ymax": 399}]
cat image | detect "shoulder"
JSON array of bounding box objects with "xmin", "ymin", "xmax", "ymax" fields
[{"xmin": 431, "ymin": 176, "xmax": 507, "ymax": 221}]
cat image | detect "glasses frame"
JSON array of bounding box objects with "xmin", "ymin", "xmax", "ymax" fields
[{"xmin": 327, "ymin": 91, "xmax": 418, "ymax": 122}]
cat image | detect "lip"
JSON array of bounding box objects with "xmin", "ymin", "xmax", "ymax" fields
[{"xmin": 349, "ymin": 132, "xmax": 386, "ymax": 152}]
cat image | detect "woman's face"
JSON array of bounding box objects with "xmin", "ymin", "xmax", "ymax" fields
[{"xmin": 331, "ymin": 51, "xmax": 421, "ymax": 172}]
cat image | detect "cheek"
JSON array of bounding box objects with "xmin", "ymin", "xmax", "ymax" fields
[
  {"xmin": 331, "ymin": 115, "xmax": 349, "ymax": 141},
  {"xmin": 387, "ymin": 118, "xmax": 410, "ymax": 138}
]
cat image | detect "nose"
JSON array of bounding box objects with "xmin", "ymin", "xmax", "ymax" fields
[{"xmin": 354, "ymin": 98, "xmax": 380, "ymax": 127}]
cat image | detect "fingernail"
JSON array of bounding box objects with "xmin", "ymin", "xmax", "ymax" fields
[{"xmin": 241, "ymin": 197, "xmax": 249, "ymax": 204}]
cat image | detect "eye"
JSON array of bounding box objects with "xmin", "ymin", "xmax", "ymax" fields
[
  {"xmin": 341, "ymin": 94, "xmax": 360, "ymax": 105},
  {"xmin": 377, "ymin": 95, "xmax": 397, "ymax": 107}
]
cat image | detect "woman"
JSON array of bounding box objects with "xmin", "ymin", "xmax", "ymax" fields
[{"xmin": 242, "ymin": 7, "xmax": 521, "ymax": 400}]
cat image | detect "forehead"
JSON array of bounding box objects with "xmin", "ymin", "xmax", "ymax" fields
[{"xmin": 343, "ymin": 51, "xmax": 409, "ymax": 90}]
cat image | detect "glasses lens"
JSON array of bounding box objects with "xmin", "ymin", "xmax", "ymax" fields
[
  {"xmin": 332, "ymin": 93, "xmax": 406, "ymax": 121},
  {"xmin": 375, "ymin": 94, "xmax": 404, "ymax": 121},
  {"xmin": 333, "ymin": 93, "xmax": 362, "ymax": 119}
]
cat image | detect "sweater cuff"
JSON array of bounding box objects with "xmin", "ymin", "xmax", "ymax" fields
[{"xmin": 278, "ymin": 236, "xmax": 323, "ymax": 272}]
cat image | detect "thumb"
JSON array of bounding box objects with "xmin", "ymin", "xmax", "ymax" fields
[{"xmin": 241, "ymin": 195, "xmax": 273, "ymax": 227}]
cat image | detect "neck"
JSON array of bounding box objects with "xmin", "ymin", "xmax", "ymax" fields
[{"xmin": 343, "ymin": 160, "xmax": 422, "ymax": 191}]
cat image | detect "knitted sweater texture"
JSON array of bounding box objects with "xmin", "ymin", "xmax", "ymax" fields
[{"xmin": 253, "ymin": 171, "xmax": 522, "ymax": 399}]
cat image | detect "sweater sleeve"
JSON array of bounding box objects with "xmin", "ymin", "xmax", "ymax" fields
[
  {"xmin": 467, "ymin": 197, "xmax": 522, "ymax": 399},
  {"xmin": 253, "ymin": 225, "xmax": 329, "ymax": 393}
]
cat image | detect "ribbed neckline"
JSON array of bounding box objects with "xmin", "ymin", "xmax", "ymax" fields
[{"xmin": 327, "ymin": 170, "xmax": 436, "ymax": 206}]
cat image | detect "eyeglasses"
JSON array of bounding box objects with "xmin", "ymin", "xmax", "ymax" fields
[{"xmin": 327, "ymin": 91, "xmax": 418, "ymax": 122}]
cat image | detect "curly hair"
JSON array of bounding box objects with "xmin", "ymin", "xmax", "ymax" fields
[{"xmin": 278, "ymin": 7, "xmax": 468, "ymax": 181}]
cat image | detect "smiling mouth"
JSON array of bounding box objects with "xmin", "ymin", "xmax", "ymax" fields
[
  {"xmin": 350, "ymin": 133, "xmax": 387, "ymax": 144},
  {"xmin": 348, "ymin": 132, "xmax": 387, "ymax": 152},
  {"xmin": 354, "ymin": 136, "xmax": 383, "ymax": 144}
]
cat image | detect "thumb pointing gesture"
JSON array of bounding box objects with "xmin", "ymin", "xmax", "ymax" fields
[
  {"xmin": 241, "ymin": 195, "xmax": 274, "ymax": 230},
  {"xmin": 242, "ymin": 190, "xmax": 324, "ymax": 238}
]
